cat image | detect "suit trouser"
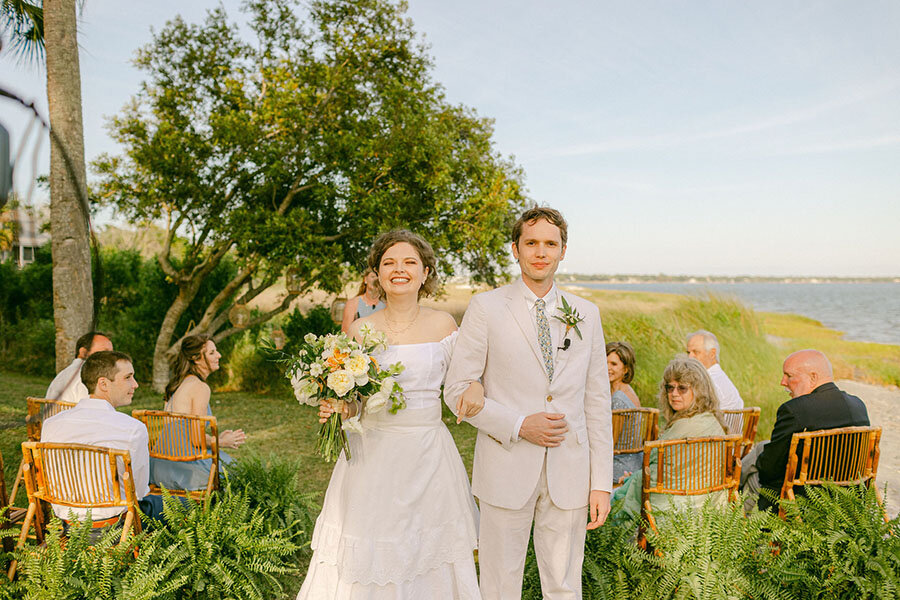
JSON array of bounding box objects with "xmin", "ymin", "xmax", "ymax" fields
[{"xmin": 478, "ymin": 456, "xmax": 587, "ymax": 600}]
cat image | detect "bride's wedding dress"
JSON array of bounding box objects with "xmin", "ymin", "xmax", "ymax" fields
[{"xmin": 298, "ymin": 332, "xmax": 481, "ymax": 599}]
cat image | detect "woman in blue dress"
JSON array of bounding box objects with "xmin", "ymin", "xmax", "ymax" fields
[
  {"xmin": 607, "ymin": 341, "xmax": 644, "ymax": 486},
  {"xmin": 149, "ymin": 334, "xmax": 246, "ymax": 490},
  {"xmin": 341, "ymin": 271, "xmax": 386, "ymax": 333}
]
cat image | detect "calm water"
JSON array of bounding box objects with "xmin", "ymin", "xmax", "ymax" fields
[{"xmin": 580, "ymin": 282, "xmax": 900, "ymax": 346}]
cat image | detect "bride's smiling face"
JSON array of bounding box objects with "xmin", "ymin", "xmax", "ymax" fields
[{"xmin": 378, "ymin": 242, "xmax": 429, "ymax": 298}]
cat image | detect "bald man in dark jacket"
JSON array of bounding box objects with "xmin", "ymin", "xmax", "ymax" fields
[{"xmin": 753, "ymin": 350, "xmax": 869, "ymax": 511}]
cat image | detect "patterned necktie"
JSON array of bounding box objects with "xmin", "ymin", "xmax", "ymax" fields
[{"xmin": 534, "ymin": 298, "xmax": 554, "ymax": 381}]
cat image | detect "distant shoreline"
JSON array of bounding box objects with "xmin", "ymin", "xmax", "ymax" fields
[{"xmin": 557, "ymin": 275, "xmax": 900, "ymax": 284}]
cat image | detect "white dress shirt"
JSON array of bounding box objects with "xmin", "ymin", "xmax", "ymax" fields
[
  {"xmin": 514, "ymin": 281, "xmax": 561, "ymax": 438},
  {"xmin": 45, "ymin": 358, "xmax": 89, "ymax": 404},
  {"xmin": 707, "ymin": 363, "xmax": 744, "ymax": 411},
  {"xmin": 40, "ymin": 397, "xmax": 150, "ymax": 520}
]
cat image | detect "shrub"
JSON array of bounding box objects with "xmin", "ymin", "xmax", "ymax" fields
[
  {"xmin": 224, "ymin": 305, "xmax": 339, "ymax": 393},
  {"xmin": 158, "ymin": 491, "xmax": 299, "ymax": 599}
]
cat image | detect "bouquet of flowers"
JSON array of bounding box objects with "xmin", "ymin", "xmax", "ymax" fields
[{"xmin": 286, "ymin": 324, "xmax": 405, "ymax": 462}]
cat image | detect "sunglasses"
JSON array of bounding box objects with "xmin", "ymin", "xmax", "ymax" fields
[{"xmin": 665, "ymin": 383, "xmax": 691, "ymax": 395}]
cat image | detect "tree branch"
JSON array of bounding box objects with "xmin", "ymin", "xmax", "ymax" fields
[
  {"xmin": 158, "ymin": 212, "xmax": 185, "ymax": 280},
  {"xmin": 211, "ymin": 288, "xmax": 301, "ymax": 343}
]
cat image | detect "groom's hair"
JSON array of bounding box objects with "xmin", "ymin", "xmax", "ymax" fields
[{"xmin": 512, "ymin": 207, "xmax": 568, "ymax": 246}]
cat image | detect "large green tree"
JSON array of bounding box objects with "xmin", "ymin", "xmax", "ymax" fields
[{"xmin": 94, "ymin": 0, "xmax": 527, "ymax": 391}]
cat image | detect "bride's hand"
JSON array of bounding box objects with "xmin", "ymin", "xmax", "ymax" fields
[
  {"xmin": 456, "ymin": 381, "xmax": 485, "ymax": 424},
  {"xmin": 318, "ymin": 399, "xmax": 350, "ymax": 424}
]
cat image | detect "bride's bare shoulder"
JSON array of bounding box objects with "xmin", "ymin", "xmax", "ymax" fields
[{"xmin": 420, "ymin": 307, "xmax": 458, "ymax": 337}]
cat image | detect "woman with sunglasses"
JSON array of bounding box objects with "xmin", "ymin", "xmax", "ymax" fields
[{"xmin": 612, "ymin": 355, "xmax": 727, "ymax": 518}]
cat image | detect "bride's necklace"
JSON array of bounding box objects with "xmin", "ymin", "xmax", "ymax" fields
[{"xmin": 384, "ymin": 306, "xmax": 420, "ymax": 334}]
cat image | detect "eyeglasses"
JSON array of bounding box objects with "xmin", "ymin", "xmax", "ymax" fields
[{"xmin": 665, "ymin": 383, "xmax": 691, "ymax": 395}]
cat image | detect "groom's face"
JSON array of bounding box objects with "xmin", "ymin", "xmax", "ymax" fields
[{"xmin": 512, "ymin": 218, "xmax": 566, "ymax": 285}]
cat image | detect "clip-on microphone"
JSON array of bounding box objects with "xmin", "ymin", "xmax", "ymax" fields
[{"xmin": 558, "ymin": 338, "xmax": 571, "ymax": 351}]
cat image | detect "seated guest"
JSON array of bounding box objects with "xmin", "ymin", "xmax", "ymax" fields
[
  {"xmin": 341, "ymin": 271, "xmax": 385, "ymax": 333},
  {"xmin": 607, "ymin": 341, "xmax": 643, "ymax": 485},
  {"xmin": 686, "ymin": 329, "xmax": 744, "ymax": 410},
  {"xmin": 614, "ymin": 356, "xmax": 727, "ymax": 518},
  {"xmin": 45, "ymin": 331, "xmax": 113, "ymax": 403},
  {"xmin": 40, "ymin": 350, "xmax": 164, "ymax": 523},
  {"xmin": 742, "ymin": 350, "xmax": 869, "ymax": 512},
  {"xmin": 150, "ymin": 334, "xmax": 245, "ymax": 490}
]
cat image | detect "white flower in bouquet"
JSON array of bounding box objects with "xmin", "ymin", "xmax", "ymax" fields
[
  {"xmin": 346, "ymin": 352, "xmax": 368, "ymax": 377},
  {"xmin": 358, "ymin": 322, "xmax": 388, "ymax": 352},
  {"xmin": 291, "ymin": 373, "xmax": 318, "ymax": 406},
  {"xmin": 309, "ymin": 361, "xmax": 324, "ymax": 377},
  {"xmin": 365, "ymin": 390, "xmax": 388, "ymax": 414},
  {"xmin": 342, "ymin": 414, "xmax": 364, "ymax": 435},
  {"xmin": 304, "ymin": 333, "xmax": 317, "ymax": 344},
  {"xmin": 326, "ymin": 369, "xmax": 355, "ymax": 397}
]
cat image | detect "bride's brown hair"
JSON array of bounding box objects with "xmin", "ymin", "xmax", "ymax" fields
[{"xmin": 164, "ymin": 334, "xmax": 213, "ymax": 402}]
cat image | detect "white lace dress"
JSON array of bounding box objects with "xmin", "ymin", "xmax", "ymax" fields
[{"xmin": 297, "ymin": 333, "xmax": 481, "ymax": 599}]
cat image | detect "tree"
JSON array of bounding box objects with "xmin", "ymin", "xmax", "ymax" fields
[
  {"xmin": 2, "ymin": 0, "xmax": 94, "ymax": 371},
  {"xmin": 94, "ymin": 0, "xmax": 528, "ymax": 392},
  {"xmin": 45, "ymin": 0, "xmax": 93, "ymax": 370}
]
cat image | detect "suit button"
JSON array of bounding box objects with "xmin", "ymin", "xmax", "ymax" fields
[{"xmin": 546, "ymin": 395, "xmax": 552, "ymax": 402}]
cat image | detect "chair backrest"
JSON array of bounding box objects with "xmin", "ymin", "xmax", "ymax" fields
[
  {"xmin": 721, "ymin": 407, "xmax": 761, "ymax": 457},
  {"xmin": 131, "ymin": 410, "xmax": 218, "ymax": 462},
  {"xmin": 641, "ymin": 434, "xmax": 743, "ymax": 497},
  {"xmin": 26, "ymin": 397, "xmax": 77, "ymax": 442},
  {"xmin": 21, "ymin": 441, "xmax": 139, "ymax": 513},
  {"xmin": 780, "ymin": 426, "xmax": 882, "ymax": 505},
  {"xmin": 612, "ymin": 408, "xmax": 659, "ymax": 454}
]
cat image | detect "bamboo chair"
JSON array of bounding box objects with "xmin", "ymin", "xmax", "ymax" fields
[
  {"xmin": 778, "ymin": 425, "xmax": 882, "ymax": 518},
  {"xmin": 638, "ymin": 434, "xmax": 743, "ymax": 550},
  {"xmin": 131, "ymin": 410, "xmax": 220, "ymax": 502},
  {"xmin": 721, "ymin": 407, "xmax": 761, "ymax": 458},
  {"xmin": 0, "ymin": 449, "xmax": 28, "ymax": 554},
  {"xmin": 8, "ymin": 442, "xmax": 142, "ymax": 580},
  {"xmin": 9, "ymin": 398, "xmax": 78, "ymax": 506},
  {"xmin": 612, "ymin": 408, "xmax": 659, "ymax": 488}
]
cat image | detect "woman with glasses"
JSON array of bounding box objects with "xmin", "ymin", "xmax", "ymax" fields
[{"xmin": 612, "ymin": 355, "xmax": 727, "ymax": 518}]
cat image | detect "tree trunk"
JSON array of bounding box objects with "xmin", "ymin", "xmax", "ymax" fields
[
  {"xmin": 45, "ymin": 0, "xmax": 93, "ymax": 371},
  {"xmin": 152, "ymin": 284, "xmax": 202, "ymax": 393}
]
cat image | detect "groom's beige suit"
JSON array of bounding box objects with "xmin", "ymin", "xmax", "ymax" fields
[{"xmin": 445, "ymin": 279, "xmax": 613, "ymax": 600}]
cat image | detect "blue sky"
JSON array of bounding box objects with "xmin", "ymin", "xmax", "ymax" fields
[{"xmin": 3, "ymin": 0, "xmax": 899, "ymax": 276}]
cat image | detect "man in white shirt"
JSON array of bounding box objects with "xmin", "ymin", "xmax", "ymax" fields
[
  {"xmin": 45, "ymin": 331, "xmax": 114, "ymax": 404},
  {"xmin": 40, "ymin": 350, "xmax": 163, "ymax": 524},
  {"xmin": 686, "ymin": 330, "xmax": 744, "ymax": 410}
]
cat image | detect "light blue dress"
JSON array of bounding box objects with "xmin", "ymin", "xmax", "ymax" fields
[
  {"xmin": 148, "ymin": 406, "xmax": 233, "ymax": 491},
  {"xmin": 612, "ymin": 389, "xmax": 643, "ymax": 486}
]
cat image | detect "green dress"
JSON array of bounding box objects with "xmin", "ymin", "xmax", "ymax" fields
[{"xmin": 614, "ymin": 412, "xmax": 726, "ymax": 518}]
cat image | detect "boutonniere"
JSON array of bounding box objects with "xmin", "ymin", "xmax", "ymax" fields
[{"xmin": 553, "ymin": 296, "xmax": 584, "ymax": 341}]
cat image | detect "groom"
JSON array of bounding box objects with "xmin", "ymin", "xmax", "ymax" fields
[{"xmin": 446, "ymin": 206, "xmax": 613, "ymax": 599}]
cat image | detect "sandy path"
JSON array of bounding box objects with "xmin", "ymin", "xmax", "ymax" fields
[{"xmin": 837, "ymin": 380, "xmax": 900, "ymax": 518}]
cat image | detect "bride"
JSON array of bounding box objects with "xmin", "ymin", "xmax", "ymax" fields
[{"xmin": 297, "ymin": 230, "xmax": 484, "ymax": 599}]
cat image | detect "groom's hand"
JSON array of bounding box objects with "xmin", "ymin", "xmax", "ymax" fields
[
  {"xmin": 587, "ymin": 490, "xmax": 610, "ymax": 530},
  {"xmin": 519, "ymin": 412, "xmax": 568, "ymax": 447}
]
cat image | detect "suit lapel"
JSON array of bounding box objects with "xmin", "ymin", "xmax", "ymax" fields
[{"xmin": 505, "ymin": 286, "xmax": 548, "ymax": 377}]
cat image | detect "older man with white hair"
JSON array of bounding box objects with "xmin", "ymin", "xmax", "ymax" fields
[{"xmin": 686, "ymin": 330, "xmax": 743, "ymax": 410}]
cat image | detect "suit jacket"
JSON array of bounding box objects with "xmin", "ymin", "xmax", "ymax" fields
[
  {"xmin": 445, "ymin": 279, "xmax": 613, "ymax": 511},
  {"xmin": 755, "ymin": 381, "xmax": 869, "ymax": 510}
]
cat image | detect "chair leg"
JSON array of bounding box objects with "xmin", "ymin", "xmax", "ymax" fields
[
  {"xmin": 8, "ymin": 459, "xmax": 24, "ymax": 507},
  {"xmin": 8, "ymin": 502, "xmax": 36, "ymax": 580},
  {"xmin": 120, "ymin": 511, "xmax": 134, "ymax": 545}
]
